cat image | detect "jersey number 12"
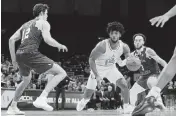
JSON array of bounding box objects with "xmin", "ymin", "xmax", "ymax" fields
[{"xmin": 22, "ymin": 28, "xmax": 30, "ymax": 43}]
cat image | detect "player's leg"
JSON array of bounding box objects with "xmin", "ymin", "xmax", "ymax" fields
[
  {"xmin": 147, "ymin": 47, "xmax": 176, "ymax": 98},
  {"xmin": 22, "ymin": 52, "xmax": 67, "ymax": 111},
  {"xmin": 76, "ymin": 73, "xmax": 97, "ymax": 111},
  {"xmin": 107, "ymin": 68, "xmax": 134, "ymax": 114},
  {"xmin": 33, "ymin": 63, "xmax": 67, "ymax": 111},
  {"xmin": 7, "ymin": 62, "xmax": 31, "ymax": 115},
  {"xmin": 130, "ymin": 82, "xmax": 145, "ymax": 106},
  {"xmin": 132, "ymin": 47, "xmax": 176, "ymax": 116}
]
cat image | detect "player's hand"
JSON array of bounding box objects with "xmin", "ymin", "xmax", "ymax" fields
[
  {"xmin": 58, "ymin": 45, "xmax": 68, "ymax": 52},
  {"xmin": 149, "ymin": 15, "xmax": 170, "ymax": 28},
  {"xmin": 96, "ymin": 75, "xmax": 102, "ymax": 89},
  {"xmin": 12, "ymin": 61, "xmax": 18, "ymax": 70}
]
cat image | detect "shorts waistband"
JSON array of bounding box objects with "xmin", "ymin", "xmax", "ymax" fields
[{"xmin": 17, "ymin": 49, "xmax": 38, "ymax": 54}]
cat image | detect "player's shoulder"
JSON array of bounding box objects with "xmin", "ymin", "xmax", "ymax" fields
[
  {"xmin": 120, "ymin": 40, "xmax": 128, "ymax": 48},
  {"xmin": 94, "ymin": 39, "xmax": 107, "ymax": 53},
  {"xmin": 145, "ymin": 46, "xmax": 155, "ymax": 53},
  {"xmin": 38, "ymin": 19, "xmax": 49, "ymax": 25},
  {"xmin": 35, "ymin": 20, "xmax": 50, "ymax": 30},
  {"xmin": 121, "ymin": 41, "xmax": 130, "ymax": 51},
  {"xmin": 96, "ymin": 39, "xmax": 107, "ymax": 48}
]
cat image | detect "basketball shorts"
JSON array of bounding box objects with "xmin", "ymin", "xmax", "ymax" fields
[
  {"xmin": 137, "ymin": 74, "xmax": 159, "ymax": 89},
  {"xmin": 16, "ymin": 50, "xmax": 54, "ymax": 76},
  {"xmin": 86, "ymin": 65, "xmax": 124, "ymax": 90}
]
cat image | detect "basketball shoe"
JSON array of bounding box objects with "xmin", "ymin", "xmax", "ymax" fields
[{"xmin": 33, "ymin": 96, "xmax": 53, "ymax": 111}]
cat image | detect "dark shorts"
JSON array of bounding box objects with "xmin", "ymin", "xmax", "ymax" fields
[
  {"xmin": 16, "ymin": 50, "xmax": 54, "ymax": 76},
  {"xmin": 137, "ymin": 74, "xmax": 159, "ymax": 89}
]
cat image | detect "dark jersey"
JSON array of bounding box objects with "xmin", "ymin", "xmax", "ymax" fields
[
  {"xmin": 18, "ymin": 19, "xmax": 43, "ymax": 52},
  {"xmin": 133, "ymin": 47, "xmax": 160, "ymax": 77}
]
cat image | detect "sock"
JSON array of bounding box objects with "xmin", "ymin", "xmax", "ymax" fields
[
  {"xmin": 146, "ymin": 86, "xmax": 161, "ymax": 98},
  {"xmin": 11, "ymin": 101, "xmax": 17, "ymax": 107},
  {"xmin": 39, "ymin": 90, "xmax": 49, "ymax": 98}
]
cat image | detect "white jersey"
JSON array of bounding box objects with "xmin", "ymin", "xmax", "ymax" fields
[
  {"xmin": 87, "ymin": 39, "xmax": 125, "ymax": 89},
  {"xmin": 95, "ymin": 39, "xmax": 124, "ymax": 68}
]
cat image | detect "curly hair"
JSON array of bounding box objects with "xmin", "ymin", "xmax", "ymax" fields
[
  {"xmin": 33, "ymin": 3, "xmax": 49, "ymax": 17},
  {"xmin": 106, "ymin": 21, "xmax": 125, "ymax": 35},
  {"xmin": 133, "ymin": 33, "xmax": 146, "ymax": 42}
]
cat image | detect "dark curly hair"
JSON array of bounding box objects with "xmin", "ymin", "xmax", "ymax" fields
[
  {"xmin": 106, "ymin": 21, "xmax": 125, "ymax": 35},
  {"xmin": 133, "ymin": 33, "xmax": 146, "ymax": 42},
  {"xmin": 33, "ymin": 3, "xmax": 49, "ymax": 17}
]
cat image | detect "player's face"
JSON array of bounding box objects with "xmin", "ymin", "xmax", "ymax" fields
[
  {"xmin": 134, "ymin": 36, "xmax": 144, "ymax": 49},
  {"xmin": 42, "ymin": 10, "xmax": 48, "ymax": 20},
  {"xmin": 109, "ymin": 31, "xmax": 121, "ymax": 43}
]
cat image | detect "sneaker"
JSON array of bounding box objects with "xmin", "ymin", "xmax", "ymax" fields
[
  {"xmin": 155, "ymin": 96, "xmax": 166, "ymax": 111},
  {"xmin": 76, "ymin": 98, "xmax": 89, "ymax": 111},
  {"xmin": 33, "ymin": 97, "xmax": 53, "ymax": 111},
  {"xmin": 6, "ymin": 105, "xmax": 25, "ymax": 115},
  {"xmin": 132, "ymin": 96, "xmax": 156, "ymax": 116},
  {"xmin": 124, "ymin": 104, "xmax": 135, "ymax": 114}
]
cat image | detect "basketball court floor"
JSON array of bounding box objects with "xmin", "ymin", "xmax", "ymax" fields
[{"xmin": 1, "ymin": 110, "xmax": 176, "ymax": 116}]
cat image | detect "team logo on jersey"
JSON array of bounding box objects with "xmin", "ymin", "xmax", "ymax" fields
[{"xmin": 105, "ymin": 55, "xmax": 116, "ymax": 66}]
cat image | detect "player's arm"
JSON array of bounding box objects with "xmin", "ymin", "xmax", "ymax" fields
[
  {"xmin": 40, "ymin": 20, "xmax": 68, "ymax": 51},
  {"xmin": 164, "ymin": 5, "xmax": 176, "ymax": 19},
  {"xmin": 9, "ymin": 27, "xmax": 22, "ymax": 63},
  {"xmin": 123, "ymin": 43, "xmax": 131, "ymax": 58},
  {"xmin": 89, "ymin": 41, "xmax": 106, "ymax": 77},
  {"xmin": 146, "ymin": 48, "xmax": 167, "ymax": 67},
  {"xmin": 117, "ymin": 43, "xmax": 131, "ymax": 67}
]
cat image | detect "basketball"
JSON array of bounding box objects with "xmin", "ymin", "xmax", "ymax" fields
[
  {"xmin": 126, "ymin": 56, "xmax": 141, "ymax": 71},
  {"xmin": 147, "ymin": 75, "xmax": 158, "ymax": 89}
]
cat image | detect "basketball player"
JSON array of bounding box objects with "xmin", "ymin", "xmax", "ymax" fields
[
  {"xmin": 76, "ymin": 21, "xmax": 134, "ymax": 114},
  {"xmin": 130, "ymin": 33, "xmax": 167, "ymax": 107},
  {"xmin": 132, "ymin": 5, "xmax": 176, "ymax": 116},
  {"xmin": 7, "ymin": 3, "xmax": 68, "ymax": 115}
]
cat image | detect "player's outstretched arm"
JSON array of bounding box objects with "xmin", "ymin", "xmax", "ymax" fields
[
  {"xmin": 40, "ymin": 20, "xmax": 68, "ymax": 52},
  {"xmin": 9, "ymin": 27, "xmax": 22, "ymax": 70},
  {"xmin": 150, "ymin": 4, "xmax": 176, "ymax": 27},
  {"xmin": 146, "ymin": 48, "xmax": 167, "ymax": 67}
]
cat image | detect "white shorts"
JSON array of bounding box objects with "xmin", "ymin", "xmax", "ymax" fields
[{"xmin": 86, "ymin": 65, "xmax": 124, "ymax": 90}]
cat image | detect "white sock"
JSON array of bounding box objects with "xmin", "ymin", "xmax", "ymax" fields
[
  {"xmin": 146, "ymin": 86, "xmax": 161, "ymax": 98},
  {"xmin": 39, "ymin": 90, "xmax": 49, "ymax": 98},
  {"xmin": 11, "ymin": 101, "xmax": 17, "ymax": 107}
]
